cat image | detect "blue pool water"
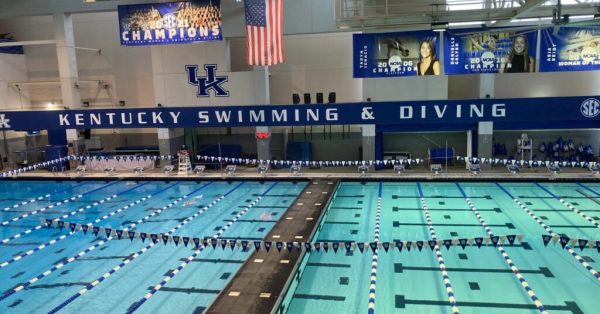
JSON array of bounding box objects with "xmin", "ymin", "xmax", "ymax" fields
[
  {"xmin": 284, "ymin": 182, "xmax": 600, "ymax": 314},
  {"xmin": 0, "ymin": 180, "xmax": 306, "ymax": 313}
]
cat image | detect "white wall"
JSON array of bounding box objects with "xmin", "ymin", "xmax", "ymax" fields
[{"xmin": 0, "ymin": 53, "xmax": 29, "ymax": 110}]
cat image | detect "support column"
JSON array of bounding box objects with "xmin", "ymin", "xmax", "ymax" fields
[
  {"xmin": 158, "ymin": 128, "xmax": 184, "ymax": 165},
  {"xmin": 478, "ymin": 122, "xmax": 493, "ymax": 169},
  {"xmin": 255, "ymin": 66, "xmax": 271, "ymax": 161},
  {"xmin": 362, "ymin": 124, "xmax": 375, "ymax": 162},
  {"xmin": 54, "ymin": 13, "xmax": 83, "ymax": 155},
  {"xmin": 479, "ymin": 74, "xmax": 495, "ymax": 99},
  {"xmin": 53, "ymin": 13, "xmax": 81, "ymax": 108}
]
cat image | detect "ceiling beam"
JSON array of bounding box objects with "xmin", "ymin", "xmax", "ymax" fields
[{"xmin": 492, "ymin": 0, "xmax": 549, "ymax": 26}]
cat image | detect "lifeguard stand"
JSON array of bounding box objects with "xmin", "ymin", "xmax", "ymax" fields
[{"xmin": 178, "ymin": 149, "xmax": 191, "ymax": 176}]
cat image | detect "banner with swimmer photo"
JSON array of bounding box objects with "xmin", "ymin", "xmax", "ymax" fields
[
  {"xmin": 352, "ymin": 31, "xmax": 440, "ymax": 78},
  {"xmin": 118, "ymin": 0, "xmax": 222, "ymax": 46},
  {"xmin": 444, "ymin": 29, "xmax": 538, "ymax": 74},
  {"xmin": 539, "ymin": 26, "xmax": 600, "ymax": 72}
]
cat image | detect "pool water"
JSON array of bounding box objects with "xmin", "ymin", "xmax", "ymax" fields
[
  {"xmin": 284, "ymin": 182, "xmax": 600, "ymax": 314},
  {"xmin": 0, "ymin": 180, "xmax": 306, "ymax": 313}
]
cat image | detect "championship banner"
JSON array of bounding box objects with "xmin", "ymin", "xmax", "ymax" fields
[
  {"xmin": 353, "ymin": 31, "xmax": 440, "ymax": 78},
  {"xmin": 118, "ymin": 0, "xmax": 222, "ymax": 46},
  {"xmin": 444, "ymin": 29, "xmax": 537, "ymax": 74},
  {"xmin": 539, "ymin": 26, "xmax": 600, "ymax": 72}
]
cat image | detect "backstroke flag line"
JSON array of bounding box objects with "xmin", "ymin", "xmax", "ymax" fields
[{"xmin": 245, "ymin": 0, "xmax": 284, "ymax": 66}]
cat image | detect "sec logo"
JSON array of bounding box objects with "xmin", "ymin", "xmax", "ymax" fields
[
  {"xmin": 162, "ymin": 14, "xmax": 178, "ymax": 29},
  {"xmin": 581, "ymin": 98, "xmax": 600, "ymax": 118}
]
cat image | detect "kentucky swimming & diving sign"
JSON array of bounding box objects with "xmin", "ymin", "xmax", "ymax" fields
[{"xmin": 0, "ymin": 96, "xmax": 598, "ymax": 131}]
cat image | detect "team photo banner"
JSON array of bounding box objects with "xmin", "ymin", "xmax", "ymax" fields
[
  {"xmin": 539, "ymin": 26, "xmax": 600, "ymax": 72},
  {"xmin": 444, "ymin": 29, "xmax": 537, "ymax": 74},
  {"xmin": 0, "ymin": 96, "xmax": 599, "ymax": 130},
  {"xmin": 353, "ymin": 31, "xmax": 440, "ymax": 78},
  {"xmin": 118, "ymin": 0, "xmax": 222, "ymax": 46}
]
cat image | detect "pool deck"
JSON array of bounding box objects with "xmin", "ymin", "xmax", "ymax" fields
[
  {"xmin": 205, "ymin": 178, "xmax": 338, "ymax": 314},
  {"xmin": 6, "ymin": 165, "xmax": 600, "ymax": 181}
]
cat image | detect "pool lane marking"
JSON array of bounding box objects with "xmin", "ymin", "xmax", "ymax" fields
[
  {"xmin": 575, "ymin": 183, "xmax": 600, "ymax": 197},
  {"xmin": 367, "ymin": 182, "xmax": 382, "ymax": 314},
  {"xmin": 534, "ymin": 183, "xmax": 600, "ymax": 230},
  {"xmin": 1, "ymin": 182, "xmax": 117, "ymax": 226},
  {"xmin": 125, "ymin": 182, "xmax": 277, "ymax": 314},
  {"xmin": 47, "ymin": 181, "xmax": 244, "ymax": 314},
  {"xmin": 1, "ymin": 182, "xmax": 89, "ymax": 213},
  {"xmin": 416, "ymin": 182, "xmax": 460, "ymax": 314},
  {"xmin": 495, "ymin": 183, "xmax": 600, "ymax": 281},
  {"xmin": 455, "ymin": 183, "xmax": 547, "ymax": 314},
  {"xmin": 0, "ymin": 182, "xmax": 212, "ymax": 302},
  {"xmin": 0, "ymin": 181, "xmax": 141, "ymax": 245},
  {"xmin": 0, "ymin": 182, "xmax": 161, "ymax": 268}
]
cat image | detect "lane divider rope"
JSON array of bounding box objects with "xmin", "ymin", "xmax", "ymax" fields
[
  {"xmin": 367, "ymin": 182, "xmax": 382, "ymax": 314},
  {"xmin": 125, "ymin": 182, "xmax": 278, "ymax": 314},
  {"xmin": 2, "ymin": 181, "xmax": 88, "ymax": 213},
  {"xmin": 416, "ymin": 182, "xmax": 460, "ymax": 314},
  {"xmin": 495, "ymin": 183, "xmax": 600, "ymax": 281},
  {"xmin": 455, "ymin": 183, "xmax": 547, "ymax": 313},
  {"xmin": 0, "ymin": 182, "xmax": 210, "ymax": 302}
]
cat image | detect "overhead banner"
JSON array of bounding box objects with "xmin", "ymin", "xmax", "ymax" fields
[
  {"xmin": 118, "ymin": 0, "xmax": 222, "ymax": 46},
  {"xmin": 0, "ymin": 96, "xmax": 599, "ymax": 130},
  {"xmin": 353, "ymin": 31, "xmax": 440, "ymax": 78},
  {"xmin": 444, "ymin": 29, "xmax": 537, "ymax": 74},
  {"xmin": 539, "ymin": 26, "xmax": 600, "ymax": 72}
]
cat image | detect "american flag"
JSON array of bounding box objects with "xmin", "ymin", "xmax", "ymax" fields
[{"xmin": 245, "ymin": 0, "xmax": 284, "ymax": 66}]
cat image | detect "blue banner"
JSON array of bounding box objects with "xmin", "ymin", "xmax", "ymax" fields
[
  {"xmin": 353, "ymin": 31, "xmax": 440, "ymax": 78},
  {"xmin": 444, "ymin": 29, "xmax": 537, "ymax": 74},
  {"xmin": 118, "ymin": 0, "xmax": 222, "ymax": 46},
  {"xmin": 0, "ymin": 38, "xmax": 24, "ymax": 54},
  {"xmin": 540, "ymin": 26, "xmax": 600, "ymax": 72},
  {"xmin": 1, "ymin": 96, "xmax": 599, "ymax": 131}
]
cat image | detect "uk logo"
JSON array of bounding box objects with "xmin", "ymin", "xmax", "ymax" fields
[
  {"xmin": 580, "ymin": 98, "xmax": 600, "ymax": 118},
  {"xmin": 186, "ymin": 64, "xmax": 229, "ymax": 98},
  {"xmin": 0, "ymin": 114, "xmax": 11, "ymax": 128}
]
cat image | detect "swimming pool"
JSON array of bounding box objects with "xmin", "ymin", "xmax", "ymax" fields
[
  {"xmin": 0, "ymin": 179, "xmax": 306, "ymax": 313},
  {"xmin": 282, "ymin": 181, "xmax": 600, "ymax": 314}
]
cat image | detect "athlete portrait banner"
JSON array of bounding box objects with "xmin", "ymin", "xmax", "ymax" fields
[
  {"xmin": 539, "ymin": 26, "xmax": 600, "ymax": 72},
  {"xmin": 444, "ymin": 29, "xmax": 537, "ymax": 74},
  {"xmin": 353, "ymin": 31, "xmax": 440, "ymax": 78},
  {"xmin": 118, "ymin": 0, "xmax": 222, "ymax": 46}
]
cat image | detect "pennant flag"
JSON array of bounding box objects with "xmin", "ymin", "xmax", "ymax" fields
[
  {"xmin": 542, "ymin": 235, "xmax": 552, "ymax": 246},
  {"xmin": 459, "ymin": 238, "xmax": 468, "ymax": 249},
  {"xmin": 382, "ymin": 242, "xmax": 390, "ymax": 252},
  {"xmin": 264, "ymin": 241, "xmax": 272, "ymax": 252},
  {"xmin": 286, "ymin": 241, "xmax": 293, "ymax": 253},
  {"xmin": 254, "ymin": 241, "xmax": 262, "ymax": 251},
  {"xmin": 150, "ymin": 233, "xmax": 158, "ymax": 244},
  {"xmin": 507, "ymin": 235, "xmax": 516, "ymax": 245},
  {"xmin": 162, "ymin": 234, "xmax": 170, "ymax": 245},
  {"xmin": 428, "ymin": 240, "xmax": 436, "ymax": 250},
  {"xmin": 332, "ymin": 242, "xmax": 340, "ymax": 253},
  {"xmin": 183, "ymin": 237, "xmax": 190, "ymax": 247},
  {"xmin": 559, "ymin": 236, "xmax": 570, "ymax": 248},
  {"xmin": 344, "ymin": 242, "xmax": 352, "ymax": 252},
  {"xmin": 82, "ymin": 224, "xmax": 89, "ymax": 234},
  {"xmin": 323, "ymin": 242, "xmax": 329, "ymax": 253},
  {"xmin": 578, "ymin": 239, "xmax": 588, "ymax": 251},
  {"xmin": 416, "ymin": 241, "xmax": 424, "ymax": 251},
  {"xmin": 597, "ymin": 241, "xmax": 600, "ymax": 253},
  {"xmin": 369, "ymin": 242, "xmax": 377, "ymax": 252},
  {"xmin": 193, "ymin": 237, "xmax": 201, "ymax": 248},
  {"xmin": 211, "ymin": 238, "xmax": 218, "ymax": 249},
  {"xmin": 475, "ymin": 238, "xmax": 483, "ymax": 248},
  {"xmin": 203, "ymin": 238, "xmax": 209, "ymax": 248},
  {"xmin": 315, "ymin": 242, "xmax": 321, "ymax": 252},
  {"xmin": 241, "ymin": 240, "xmax": 248, "ymax": 251},
  {"xmin": 304, "ymin": 242, "xmax": 312, "ymax": 252},
  {"xmin": 275, "ymin": 241, "xmax": 283, "ymax": 252},
  {"xmin": 45, "ymin": 219, "xmax": 53, "ymax": 228},
  {"xmin": 69, "ymin": 222, "xmax": 77, "ymax": 232},
  {"xmin": 443, "ymin": 239, "xmax": 452, "ymax": 250},
  {"xmin": 58, "ymin": 220, "xmax": 65, "ymax": 230},
  {"xmin": 405, "ymin": 241, "xmax": 412, "ymax": 251},
  {"xmin": 116, "ymin": 229, "xmax": 124, "ymax": 240},
  {"xmin": 140, "ymin": 232, "xmax": 147, "ymax": 242},
  {"xmin": 105, "ymin": 228, "xmax": 112, "ymax": 238},
  {"xmin": 93, "ymin": 226, "xmax": 100, "ymax": 236},
  {"xmin": 220, "ymin": 239, "xmax": 227, "ymax": 250},
  {"xmin": 173, "ymin": 236, "xmax": 180, "ymax": 246},
  {"xmin": 395, "ymin": 241, "xmax": 403, "ymax": 252},
  {"xmin": 491, "ymin": 236, "xmax": 500, "ymax": 247}
]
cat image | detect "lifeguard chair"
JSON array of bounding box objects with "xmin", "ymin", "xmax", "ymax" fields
[{"xmin": 178, "ymin": 147, "xmax": 192, "ymax": 176}]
